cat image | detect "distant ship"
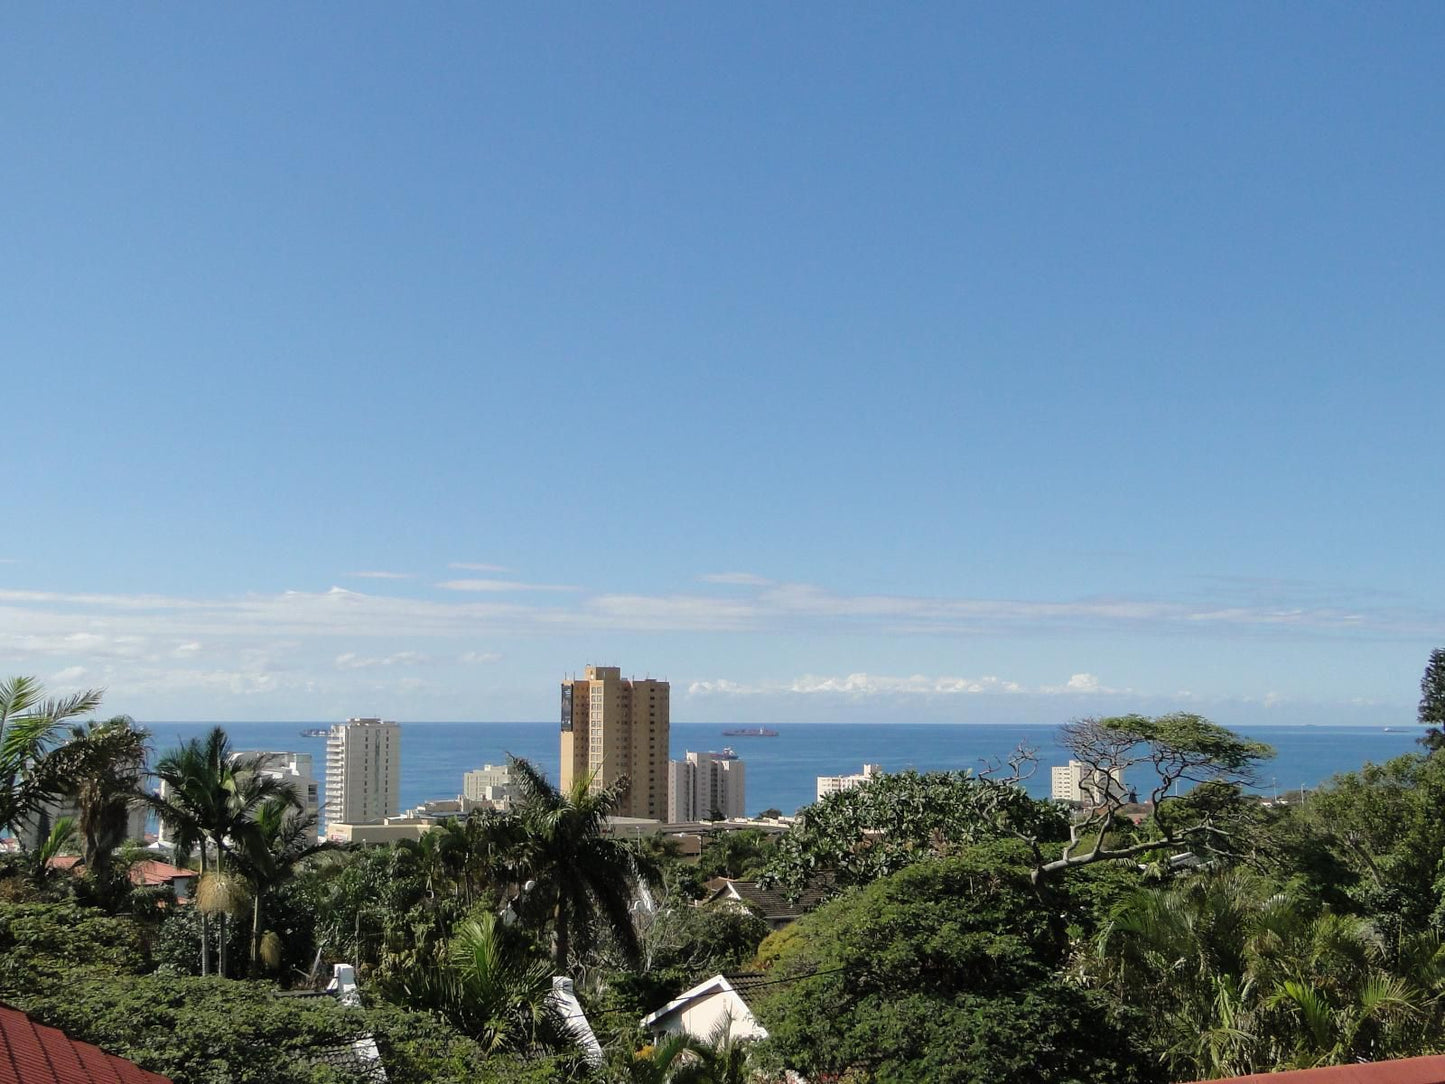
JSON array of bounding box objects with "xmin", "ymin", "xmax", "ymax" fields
[
  {"xmin": 300, "ymin": 728, "xmax": 329, "ymax": 738},
  {"xmin": 714, "ymin": 746, "xmax": 739, "ymax": 760},
  {"xmin": 721, "ymin": 727, "xmax": 779, "ymax": 737}
]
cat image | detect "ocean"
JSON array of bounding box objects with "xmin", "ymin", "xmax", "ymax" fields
[{"xmin": 142, "ymin": 721, "xmax": 1425, "ymax": 818}]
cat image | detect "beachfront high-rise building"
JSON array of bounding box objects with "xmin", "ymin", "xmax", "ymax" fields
[
  {"xmin": 560, "ymin": 665, "xmax": 669, "ymax": 819},
  {"xmin": 668, "ymin": 751, "xmax": 746, "ymax": 822},
  {"xmin": 325, "ymin": 718, "xmax": 400, "ymax": 829},
  {"xmin": 1051, "ymin": 759, "xmax": 1126, "ymax": 805},
  {"xmin": 816, "ymin": 763, "xmax": 883, "ymax": 802}
]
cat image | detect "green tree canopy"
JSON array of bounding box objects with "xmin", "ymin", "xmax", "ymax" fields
[
  {"xmin": 760, "ymin": 768, "xmax": 1065, "ymax": 903},
  {"xmin": 751, "ymin": 842, "xmax": 1161, "ymax": 1084},
  {"xmin": 1031, "ymin": 714, "xmax": 1274, "ymax": 880}
]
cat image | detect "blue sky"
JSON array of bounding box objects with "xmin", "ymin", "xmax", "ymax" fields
[{"xmin": 4, "ymin": 5, "xmax": 1443, "ymax": 724}]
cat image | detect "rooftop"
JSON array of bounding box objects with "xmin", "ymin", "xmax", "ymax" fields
[
  {"xmin": 1192, "ymin": 1056, "xmax": 1445, "ymax": 1083},
  {"xmin": 0, "ymin": 1002, "xmax": 172, "ymax": 1084}
]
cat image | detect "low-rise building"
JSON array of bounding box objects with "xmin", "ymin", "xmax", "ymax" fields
[
  {"xmin": 640, "ymin": 973, "xmax": 772, "ymax": 1044},
  {"xmin": 702, "ymin": 876, "xmax": 833, "ymax": 930},
  {"xmin": 816, "ymin": 763, "xmax": 882, "ymax": 802},
  {"xmin": 327, "ymin": 816, "xmax": 433, "ymax": 845}
]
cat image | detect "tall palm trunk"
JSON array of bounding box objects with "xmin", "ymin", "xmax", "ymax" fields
[
  {"xmin": 251, "ymin": 890, "xmax": 262, "ymax": 973},
  {"xmin": 554, "ymin": 900, "xmax": 569, "ymax": 970},
  {"xmin": 199, "ymin": 841, "xmax": 211, "ymax": 977}
]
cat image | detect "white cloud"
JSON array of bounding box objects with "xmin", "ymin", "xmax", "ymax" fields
[
  {"xmin": 0, "ymin": 570, "xmax": 1433, "ymax": 720},
  {"xmin": 449, "ymin": 562, "xmax": 512, "ymax": 573},
  {"xmin": 346, "ymin": 571, "xmax": 415, "ymax": 580},
  {"xmin": 699, "ymin": 572, "xmax": 774, "ymax": 586},
  {"xmin": 437, "ymin": 579, "xmax": 579, "ymax": 593},
  {"xmin": 49, "ymin": 665, "xmax": 88, "ymax": 684},
  {"xmin": 334, "ymin": 651, "xmax": 428, "ymax": 670},
  {"xmin": 687, "ymin": 671, "xmax": 1139, "ymax": 699},
  {"xmin": 688, "ymin": 672, "xmax": 1028, "ymax": 698},
  {"xmin": 1038, "ymin": 672, "xmax": 1132, "ymax": 696}
]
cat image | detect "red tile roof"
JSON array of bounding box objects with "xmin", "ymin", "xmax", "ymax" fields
[
  {"xmin": 44, "ymin": 859, "xmax": 194, "ymax": 887},
  {"xmin": 1193, "ymin": 1055, "xmax": 1445, "ymax": 1083},
  {"xmin": 0, "ymin": 1003, "xmax": 171, "ymax": 1084},
  {"xmin": 129, "ymin": 861, "xmax": 194, "ymax": 887}
]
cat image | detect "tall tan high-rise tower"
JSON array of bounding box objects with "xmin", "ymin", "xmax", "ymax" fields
[{"xmin": 560, "ymin": 665, "xmax": 670, "ymax": 819}]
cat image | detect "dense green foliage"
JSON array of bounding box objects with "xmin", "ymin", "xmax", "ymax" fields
[
  {"xmin": 761, "ymin": 768, "xmax": 1066, "ymax": 901},
  {"xmin": 752, "ymin": 842, "xmax": 1160, "ymax": 1083},
  {"xmin": 1083, "ymin": 871, "xmax": 1445, "ymax": 1078}
]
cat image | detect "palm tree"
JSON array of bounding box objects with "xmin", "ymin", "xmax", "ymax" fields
[
  {"xmin": 669, "ymin": 1022, "xmax": 758, "ymax": 1084},
  {"xmin": 38, "ymin": 716, "xmax": 150, "ymax": 877},
  {"xmin": 509, "ymin": 755, "xmax": 655, "ymax": 970},
  {"xmin": 0, "ymin": 676, "xmax": 104, "ymax": 843},
  {"xmin": 1088, "ymin": 871, "xmax": 1445, "ymax": 1078},
  {"xmin": 615, "ymin": 1033, "xmax": 709, "ymax": 1084},
  {"xmin": 26, "ymin": 816, "xmax": 79, "ymax": 893},
  {"xmin": 149, "ymin": 727, "xmax": 298, "ymax": 975},
  {"xmin": 234, "ymin": 797, "xmax": 336, "ymax": 972},
  {"xmin": 385, "ymin": 911, "xmax": 563, "ymax": 1054},
  {"xmin": 616, "ymin": 1025, "xmax": 758, "ymax": 1084}
]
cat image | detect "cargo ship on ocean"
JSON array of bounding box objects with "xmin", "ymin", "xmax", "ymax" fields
[{"xmin": 721, "ymin": 727, "xmax": 779, "ymax": 737}]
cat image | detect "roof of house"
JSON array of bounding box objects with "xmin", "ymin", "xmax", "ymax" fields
[
  {"xmin": 44, "ymin": 859, "xmax": 194, "ymax": 887},
  {"xmin": 1191, "ymin": 1056, "xmax": 1445, "ymax": 1083},
  {"xmin": 704, "ymin": 878, "xmax": 831, "ymax": 919},
  {"xmin": 0, "ymin": 1003, "xmax": 172, "ymax": 1084},
  {"xmin": 129, "ymin": 861, "xmax": 195, "ymax": 887},
  {"xmin": 715, "ymin": 972, "xmax": 773, "ymax": 1012}
]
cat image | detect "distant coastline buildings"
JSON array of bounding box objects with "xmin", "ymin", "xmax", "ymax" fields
[
  {"xmin": 463, "ymin": 763, "xmax": 521, "ymax": 809},
  {"xmin": 235, "ymin": 749, "xmax": 319, "ymax": 826},
  {"xmin": 560, "ymin": 665, "xmax": 669, "ymax": 819},
  {"xmin": 1051, "ymin": 758, "xmax": 1126, "ymax": 805},
  {"xmin": 668, "ymin": 750, "xmax": 746, "ymax": 822},
  {"xmin": 816, "ymin": 763, "xmax": 882, "ymax": 802},
  {"xmin": 325, "ymin": 718, "xmax": 400, "ymax": 830}
]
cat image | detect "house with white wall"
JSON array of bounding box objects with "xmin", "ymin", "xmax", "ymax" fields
[{"xmin": 640, "ymin": 973, "xmax": 770, "ymax": 1044}]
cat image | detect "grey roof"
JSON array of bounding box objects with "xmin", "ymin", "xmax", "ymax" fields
[
  {"xmin": 708, "ymin": 878, "xmax": 832, "ymax": 918},
  {"xmin": 720, "ymin": 972, "xmax": 774, "ymax": 1011}
]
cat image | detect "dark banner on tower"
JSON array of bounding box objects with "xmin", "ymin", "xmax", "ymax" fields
[{"xmin": 560, "ymin": 684, "xmax": 573, "ymax": 732}]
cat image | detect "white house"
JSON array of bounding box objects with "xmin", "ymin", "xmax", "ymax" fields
[{"xmin": 640, "ymin": 973, "xmax": 770, "ymax": 1044}]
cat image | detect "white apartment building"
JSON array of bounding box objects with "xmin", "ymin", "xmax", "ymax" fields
[
  {"xmin": 463, "ymin": 763, "xmax": 522, "ymax": 809},
  {"xmin": 816, "ymin": 763, "xmax": 883, "ymax": 802},
  {"xmin": 1051, "ymin": 759, "xmax": 1127, "ymax": 805},
  {"xmin": 667, "ymin": 751, "xmax": 746, "ymax": 822},
  {"xmin": 235, "ymin": 750, "xmax": 320, "ymax": 826},
  {"xmin": 325, "ymin": 718, "xmax": 400, "ymax": 831}
]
